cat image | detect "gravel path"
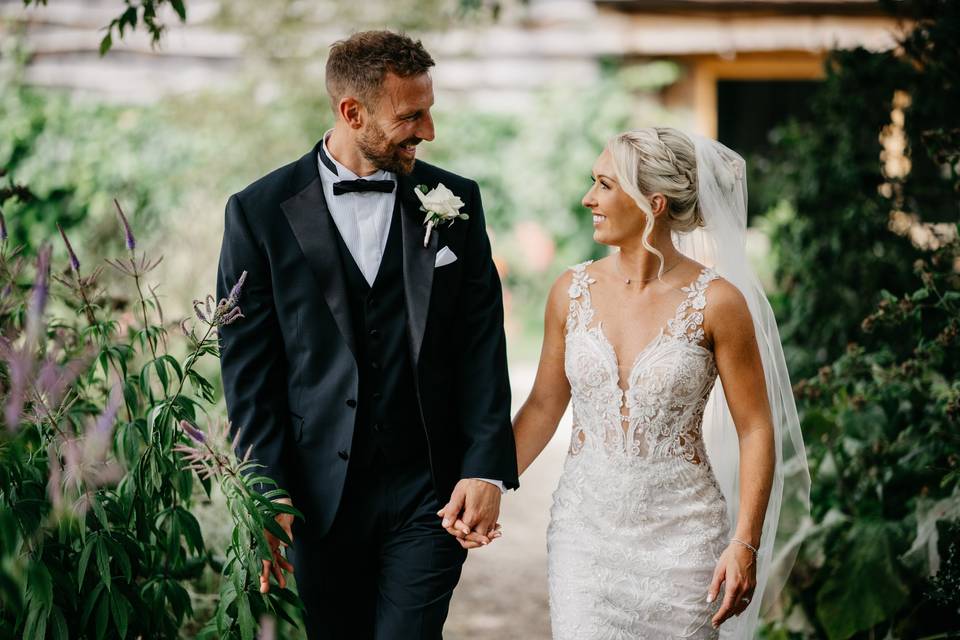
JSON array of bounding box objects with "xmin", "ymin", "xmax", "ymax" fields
[{"xmin": 445, "ymin": 364, "xmax": 571, "ymax": 640}]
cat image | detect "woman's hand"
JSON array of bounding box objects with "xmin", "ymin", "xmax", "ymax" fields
[{"xmin": 708, "ymin": 541, "xmax": 757, "ymax": 629}]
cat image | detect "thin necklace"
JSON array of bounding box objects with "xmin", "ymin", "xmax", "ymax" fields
[{"xmin": 616, "ymin": 253, "xmax": 681, "ymax": 285}]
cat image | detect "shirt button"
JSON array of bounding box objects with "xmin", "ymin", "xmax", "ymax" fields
[
  {"xmin": 346, "ymin": 399, "xmax": 357, "ymax": 408},
  {"xmin": 338, "ymin": 450, "xmax": 349, "ymax": 461},
  {"xmin": 373, "ymin": 423, "xmax": 383, "ymax": 433},
  {"xmin": 371, "ymin": 361, "xmax": 380, "ymax": 370},
  {"xmin": 369, "ymin": 329, "xmax": 380, "ymax": 339}
]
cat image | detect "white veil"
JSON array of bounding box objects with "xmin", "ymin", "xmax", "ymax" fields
[{"xmin": 673, "ymin": 135, "xmax": 811, "ymax": 638}]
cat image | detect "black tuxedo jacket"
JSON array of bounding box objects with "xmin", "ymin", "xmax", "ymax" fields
[{"xmin": 216, "ymin": 141, "xmax": 519, "ymax": 536}]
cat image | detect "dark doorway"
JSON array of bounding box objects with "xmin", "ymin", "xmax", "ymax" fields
[{"xmin": 717, "ymin": 79, "xmax": 820, "ymax": 220}]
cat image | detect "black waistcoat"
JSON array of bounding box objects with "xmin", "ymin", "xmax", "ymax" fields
[{"xmin": 329, "ymin": 200, "xmax": 429, "ymax": 468}]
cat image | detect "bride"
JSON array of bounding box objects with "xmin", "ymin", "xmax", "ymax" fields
[{"xmin": 512, "ymin": 128, "xmax": 809, "ymax": 638}]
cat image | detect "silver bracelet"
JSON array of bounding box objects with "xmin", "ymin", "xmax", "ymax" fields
[{"xmin": 731, "ymin": 537, "xmax": 758, "ymax": 556}]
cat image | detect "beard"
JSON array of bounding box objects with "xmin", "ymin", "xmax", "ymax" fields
[{"xmin": 356, "ymin": 121, "xmax": 418, "ymax": 175}]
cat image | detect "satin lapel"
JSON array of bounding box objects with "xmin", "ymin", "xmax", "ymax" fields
[
  {"xmin": 398, "ymin": 172, "xmax": 438, "ymax": 369},
  {"xmin": 281, "ymin": 175, "xmax": 357, "ymax": 358}
]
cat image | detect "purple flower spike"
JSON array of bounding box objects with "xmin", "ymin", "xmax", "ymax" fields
[
  {"xmin": 192, "ymin": 299, "xmax": 208, "ymax": 323},
  {"xmin": 92, "ymin": 383, "xmax": 123, "ymax": 438},
  {"xmin": 228, "ymin": 271, "xmax": 248, "ymax": 304},
  {"xmin": 180, "ymin": 419, "xmax": 206, "ymax": 444},
  {"xmin": 57, "ymin": 223, "xmax": 81, "ymax": 271},
  {"xmin": 27, "ymin": 244, "xmax": 52, "ymax": 344},
  {"xmin": 258, "ymin": 615, "xmax": 276, "ymax": 640},
  {"xmin": 0, "ymin": 209, "xmax": 7, "ymax": 241},
  {"xmin": 113, "ymin": 199, "xmax": 136, "ymax": 251}
]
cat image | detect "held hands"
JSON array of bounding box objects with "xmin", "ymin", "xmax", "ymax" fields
[
  {"xmin": 708, "ymin": 540, "xmax": 758, "ymax": 629},
  {"xmin": 260, "ymin": 497, "xmax": 296, "ymax": 593},
  {"xmin": 436, "ymin": 478, "xmax": 503, "ymax": 550}
]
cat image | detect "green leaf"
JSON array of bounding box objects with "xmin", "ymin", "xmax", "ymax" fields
[
  {"xmin": 177, "ymin": 507, "xmax": 204, "ymax": 554},
  {"xmin": 270, "ymin": 586, "xmax": 305, "ymax": 610},
  {"xmin": 838, "ymin": 404, "xmax": 887, "ymax": 442},
  {"xmin": 109, "ymin": 538, "xmax": 132, "ymax": 582},
  {"xmin": 78, "ymin": 535, "xmax": 96, "ymax": 591},
  {"xmin": 95, "ymin": 589, "xmax": 110, "ymax": 639},
  {"xmin": 815, "ymin": 520, "xmax": 909, "ymax": 639},
  {"xmin": 154, "ymin": 358, "xmax": 169, "ymax": 391},
  {"xmin": 236, "ymin": 591, "xmax": 254, "ymax": 640},
  {"xmin": 22, "ymin": 605, "xmax": 46, "ymax": 640},
  {"xmin": 263, "ymin": 517, "xmax": 292, "ymax": 547},
  {"xmin": 50, "ymin": 605, "xmax": 69, "ymax": 640},
  {"xmin": 111, "ymin": 590, "xmax": 129, "ymax": 638},
  {"xmin": 269, "ymin": 502, "xmax": 304, "ymax": 519},
  {"xmin": 92, "ymin": 494, "xmax": 110, "ymax": 531},
  {"xmin": 99, "ymin": 32, "xmax": 113, "ymax": 56},
  {"xmin": 96, "ymin": 536, "xmax": 112, "ymax": 592},
  {"xmin": 170, "ymin": 0, "xmax": 187, "ymax": 19},
  {"xmin": 26, "ymin": 560, "xmax": 53, "ymax": 612},
  {"xmin": 81, "ymin": 583, "xmax": 105, "ymax": 628}
]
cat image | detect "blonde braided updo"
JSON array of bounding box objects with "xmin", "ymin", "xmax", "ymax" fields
[{"xmin": 607, "ymin": 127, "xmax": 703, "ymax": 276}]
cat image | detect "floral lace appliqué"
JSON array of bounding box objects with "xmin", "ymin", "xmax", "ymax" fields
[{"xmin": 549, "ymin": 261, "xmax": 730, "ymax": 640}]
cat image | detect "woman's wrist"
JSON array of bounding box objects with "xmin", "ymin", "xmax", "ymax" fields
[
  {"xmin": 730, "ymin": 537, "xmax": 759, "ymax": 558},
  {"xmin": 732, "ymin": 527, "xmax": 761, "ymax": 548}
]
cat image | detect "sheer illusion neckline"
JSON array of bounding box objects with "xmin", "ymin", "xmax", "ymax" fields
[{"xmin": 570, "ymin": 261, "xmax": 716, "ymax": 394}]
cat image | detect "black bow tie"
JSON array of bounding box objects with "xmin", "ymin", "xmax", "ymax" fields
[{"xmin": 333, "ymin": 179, "xmax": 396, "ymax": 196}]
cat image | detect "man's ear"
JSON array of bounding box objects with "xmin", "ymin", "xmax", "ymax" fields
[{"xmin": 338, "ymin": 96, "xmax": 365, "ymax": 130}]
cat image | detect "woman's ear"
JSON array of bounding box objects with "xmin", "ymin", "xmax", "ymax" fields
[{"xmin": 649, "ymin": 193, "xmax": 668, "ymax": 217}]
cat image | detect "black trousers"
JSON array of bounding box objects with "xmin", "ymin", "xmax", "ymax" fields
[{"xmin": 290, "ymin": 452, "xmax": 467, "ymax": 639}]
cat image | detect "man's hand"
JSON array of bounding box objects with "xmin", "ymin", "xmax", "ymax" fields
[
  {"xmin": 437, "ymin": 479, "xmax": 502, "ymax": 549},
  {"xmin": 260, "ymin": 497, "xmax": 295, "ymax": 593}
]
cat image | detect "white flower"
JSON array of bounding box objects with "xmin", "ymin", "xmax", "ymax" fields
[
  {"xmin": 416, "ymin": 182, "xmax": 468, "ymax": 246},
  {"xmin": 415, "ymin": 183, "xmax": 465, "ymax": 221}
]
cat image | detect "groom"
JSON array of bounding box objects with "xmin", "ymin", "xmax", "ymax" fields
[{"xmin": 216, "ymin": 30, "xmax": 519, "ymax": 639}]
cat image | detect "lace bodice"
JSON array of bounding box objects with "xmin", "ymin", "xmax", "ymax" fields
[
  {"xmin": 564, "ymin": 260, "xmax": 720, "ymax": 463},
  {"xmin": 548, "ymin": 260, "xmax": 729, "ymax": 639}
]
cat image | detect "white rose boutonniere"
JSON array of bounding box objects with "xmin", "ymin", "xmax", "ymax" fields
[{"xmin": 415, "ymin": 183, "xmax": 468, "ymax": 247}]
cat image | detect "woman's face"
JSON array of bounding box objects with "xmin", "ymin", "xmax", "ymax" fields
[{"xmin": 582, "ymin": 147, "xmax": 658, "ymax": 247}]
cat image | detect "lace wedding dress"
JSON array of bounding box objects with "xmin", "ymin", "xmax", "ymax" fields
[{"xmin": 548, "ymin": 260, "xmax": 729, "ymax": 640}]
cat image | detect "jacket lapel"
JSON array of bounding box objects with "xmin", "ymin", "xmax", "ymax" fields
[
  {"xmin": 398, "ymin": 170, "xmax": 438, "ymax": 369},
  {"xmin": 281, "ymin": 149, "xmax": 357, "ymax": 358}
]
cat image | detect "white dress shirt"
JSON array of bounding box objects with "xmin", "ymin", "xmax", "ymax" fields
[{"xmin": 317, "ymin": 132, "xmax": 505, "ymax": 494}]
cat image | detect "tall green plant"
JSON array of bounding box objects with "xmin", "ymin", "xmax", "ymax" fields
[{"xmin": 0, "ymin": 202, "xmax": 303, "ymax": 638}]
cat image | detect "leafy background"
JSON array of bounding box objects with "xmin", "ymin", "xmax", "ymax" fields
[{"xmin": 1, "ymin": 0, "xmax": 959, "ymax": 638}]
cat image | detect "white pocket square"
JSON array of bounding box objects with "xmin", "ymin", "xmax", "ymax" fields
[{"xmin": 434, "ymin": 246, "xmax": 458, "ymax": 268}]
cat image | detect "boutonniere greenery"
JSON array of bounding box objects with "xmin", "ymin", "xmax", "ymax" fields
[{"xmin": 415, "ymin": 183, "xmax": 468, "ymax": 247}]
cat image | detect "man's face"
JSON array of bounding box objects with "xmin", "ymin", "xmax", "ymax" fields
[{"xmin": 357, "ymin": 72, "xmax": 436, "ymax": 175}]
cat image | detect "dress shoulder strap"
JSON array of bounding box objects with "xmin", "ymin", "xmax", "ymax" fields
[
  {"xmin": 566, "ymin": 260, "xmax": 596, "ymax": 332},
  {"xmin": 666, "ymin": 267, "xmax": 720, "ymax": 344}
]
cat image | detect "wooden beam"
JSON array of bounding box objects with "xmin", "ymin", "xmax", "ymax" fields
[{"xmin": 595, "ymin": 0, "xmax": 891, "ymax": 17}]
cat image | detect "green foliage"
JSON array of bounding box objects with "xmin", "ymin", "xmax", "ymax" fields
[
  {"xmin": 754, "ymin": 0, "xmax": 959, "ymax": 379},
  {"xmin": 745, "ymin": 3, "xmax": 960, "ymax": 637},
  {"xmin": 0, "ymin": 51, "xmax": 200, "ymax": 263},
  {"xmin": 764, "ymin": 5, "xmax": 960, "ymax": 637},
  {"xmin": 0, "ymin": 213, "xmax": 304, "ymax": 637},
  {"xmin": 21, "ymin": 0, "xmax": 188, "ymax": 55},
  {"xmin": 752, "ymin": 48, "xmax": 924, "ymax": 379},
  {"xmin": 783, "ymin": 237, "xmax": 960, "ymax": 639}
]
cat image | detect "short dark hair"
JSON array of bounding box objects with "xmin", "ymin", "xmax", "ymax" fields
[{"xmin": 326, "ymin": 30, "xmax": 435, "ymax": 110}]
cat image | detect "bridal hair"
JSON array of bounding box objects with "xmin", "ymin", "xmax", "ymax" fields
[
  {"xmin": 608, "ymin": 127, "xmax": 703, "ymax": 278},
  {"xmin": 326, "ymin": 30, "xmax": 435, "ymax": 110}
]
